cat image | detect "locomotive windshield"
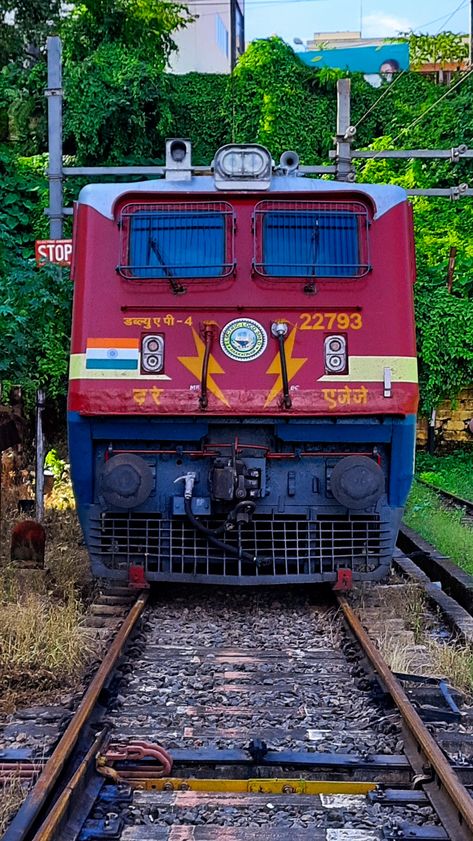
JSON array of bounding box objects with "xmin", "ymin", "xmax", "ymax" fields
[
  {"xmin": 119, "ymin": 201, "xmax": 234, "ymax": 280},
  {"xmin": 254, "ymin": 200, "xmax": 370, "ymax": 279}
]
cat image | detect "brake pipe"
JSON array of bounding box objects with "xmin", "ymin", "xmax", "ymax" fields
[{"xmin": 176, "ymin": 471, "xmax": 261, "ymax": 566}]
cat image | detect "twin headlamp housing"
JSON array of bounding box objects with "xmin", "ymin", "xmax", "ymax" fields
[{"xmin": 213, "ymin": 144, "xmax": 272, "ymax": 190}]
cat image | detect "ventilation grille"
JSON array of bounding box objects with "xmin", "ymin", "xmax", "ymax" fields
[{"xmin": 89, "ymin": 511, "xmax": 391, "ymax": 581}]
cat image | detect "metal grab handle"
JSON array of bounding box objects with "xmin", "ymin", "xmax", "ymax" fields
[
  {"xmin": 271, "ymin": 322, "xmax": 292, "ymax": 409},
  {"xmin": 199, "ymin": 323, "xmax": 215, "ymax": 410}
]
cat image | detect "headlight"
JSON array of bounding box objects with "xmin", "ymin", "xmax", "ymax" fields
[
  {"xmin": 213, "ymin": 144, "xmax": 272, "ymax": 190},
  {"xmin": 324, "ymin": 334, "xmax": 347, "ymax": 375},
  {"xmin": 141, "ymin": 334, "xmax": 164, "ymax": 374}
]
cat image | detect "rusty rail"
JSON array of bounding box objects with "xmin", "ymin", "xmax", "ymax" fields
[
  {"xmin": 4, "ymin": 591, "xmax": 148, "ymax": 841},
  {"xmin": 337, "ymin": 595, "xmax": 473, "ymax": 840}
]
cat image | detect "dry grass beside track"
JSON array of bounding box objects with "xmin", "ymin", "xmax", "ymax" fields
[
  {"xmin": 0, "ymin": 776, "xmax": 25, "ymax": 836},
  {"xmin": 0, "ymin": 589, "xmax": 96, "ymax": 713},
  {"xmin": 353, "ymin": 581, "xmax": 473, "ymax": 696},
  {"xmin": 426, "ymin": 639, "xmax": 473, "ymax": 694},
  {"xmin": 0, "ymin": 471, "xmax": 96, "ymax": 713}
]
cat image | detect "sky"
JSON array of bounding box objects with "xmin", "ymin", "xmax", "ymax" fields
[{"xmin": 245, "ymin": 0, "xmax": 470, "ymax": 47}]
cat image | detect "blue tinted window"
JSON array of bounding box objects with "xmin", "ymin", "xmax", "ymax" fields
[
  {"xmin": 129, "ymin": 212, "xmax": 226, "ymax": 279},
  {"xmin": 262, "ymin": 212, "xmax": 360, "ymax": 277}
]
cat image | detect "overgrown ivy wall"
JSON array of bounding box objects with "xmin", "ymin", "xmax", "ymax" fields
[{"xmin": 1, "ymin": 36, "xmax": 472, "ymax": 421}]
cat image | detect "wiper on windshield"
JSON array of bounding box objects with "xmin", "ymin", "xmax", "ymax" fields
[
  {"xmin": 149, "ymin": 236, "xmax": 186, "ymax": 295},
  {"xmin": 304, "ymin": 220, "xmax": 319, "ymax": 294}
]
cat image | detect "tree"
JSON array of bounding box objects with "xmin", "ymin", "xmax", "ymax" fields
[
  {"xmin": 0, "ymin": 0, "xmax": 61, "ymax": 65},
  {"xmin": 61, "ymin": 0, "xmax": 192, "ymax": 64}
]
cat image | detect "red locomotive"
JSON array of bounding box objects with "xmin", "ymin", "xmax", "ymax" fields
[{"xmin": 68, "ymin": 141, "xmax": 418, "ymax": 586}]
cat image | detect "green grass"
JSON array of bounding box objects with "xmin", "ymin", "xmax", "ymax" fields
[
  {"xmin": 404, "ymin": 482, "xmax": 473, "ymax": 575},
  {"xmin": 416, "ymin": 449, "xmax": 473, "ymax": 500}
]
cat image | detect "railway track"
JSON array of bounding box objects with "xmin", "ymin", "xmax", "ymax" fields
[
  {"xmin": 3, "ymin": 574, "xmax": 473, "ymax": 841},
  {"xmin": 415, "ymin": 477, "xmax": 473, "ymax": 517}
]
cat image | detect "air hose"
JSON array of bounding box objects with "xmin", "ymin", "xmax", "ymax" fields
[
  {"xmin": 176, "ymin": 472, "xmax": 270, "ymax": 567},
  {"xmin": 184, "ymin": 497, "xmax": 258, "ymax": 564}
]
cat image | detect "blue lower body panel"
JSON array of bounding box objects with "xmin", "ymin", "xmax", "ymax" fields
[{"xmin": 68, "ymin": 412, "xmax": 416, "ymax": 584}]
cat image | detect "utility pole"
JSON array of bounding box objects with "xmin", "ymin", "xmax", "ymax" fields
[
  {"xmin": 230, "ymin": 0, "xmax": 237, "ymax": 72},
  {"xmin": 470, "ymin": 0, "xmax": 473, "ymax": 67},
  {"xmin": 335, "ymin": 78, "xmax": 356, "ymax": 181},
  {"xmin": 46, "ymin": 36, "xmax": 63, "ymax": 239}
]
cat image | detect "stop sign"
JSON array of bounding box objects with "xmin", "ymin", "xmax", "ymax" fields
[{"xmin": 35, "ymin": 239, "xmax": 72, "ymax": 266}]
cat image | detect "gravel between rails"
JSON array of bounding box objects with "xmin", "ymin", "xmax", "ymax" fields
[{"xmin": 98, "ymin": 586, "xmax": 442, "ymax": 838}]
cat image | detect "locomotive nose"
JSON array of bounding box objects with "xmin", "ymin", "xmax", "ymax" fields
[
  {"xmin": 99, "ymin": 454, "xmax": 153, "ymax": 509},
  {"xmin": 330, "ymin": 456, "xmax": 385, "ymax": 510}
]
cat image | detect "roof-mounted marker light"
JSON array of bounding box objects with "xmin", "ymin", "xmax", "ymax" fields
[
  {"xmin": 213, "ymin": 144, "xmax": 272, "ymax": 191},
  {"xmin": 165, "ymin": 138, "xmax": 192, "ymax": 181}
]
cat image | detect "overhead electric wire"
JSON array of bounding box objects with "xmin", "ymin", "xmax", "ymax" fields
[
  {"xmin": 392, "ymin": 66, "xmax": 473, "ymax": 139},
  {"xmin": 413, "ymin": 4, "xmax": 468, "ymax": 30},
  {"xmin": 353, "ymin": 0, "xmax": 469, "ymax": 131},
  {"xmin": 356, "ymin": 66, "xmax": 473, "ymax": 174}
]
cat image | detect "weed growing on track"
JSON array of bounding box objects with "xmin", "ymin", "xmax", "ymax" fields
[
  {"xmin": 377, "ymin": 631, "xmax": 429, "ymax": 674},
  {"xmin": 404, "ymin": 483, "xmax": 473, "ymax": 575}
]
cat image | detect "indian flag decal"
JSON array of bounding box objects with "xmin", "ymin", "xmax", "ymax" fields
[{"xmin": 85, "ymin": 338, "xmax": 139, "ymax": 370}]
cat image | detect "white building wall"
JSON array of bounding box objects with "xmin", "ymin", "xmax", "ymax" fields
[{"xmin": 169, "ymin": 2, "xmax": 232, "ymax": 74}]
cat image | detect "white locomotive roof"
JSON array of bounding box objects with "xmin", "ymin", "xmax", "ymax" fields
[{"xmin": 78, "ymin": 175, "xmax": 407, "ymax": 221}]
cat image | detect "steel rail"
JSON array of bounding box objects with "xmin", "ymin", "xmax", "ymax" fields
[
  {"xmin": 4, "ymin": 591, "xmax": 149, "ymax": 841},
  {"xmin": 31, "ymin": 728, "xmax": 107, "ymax": 841},
  {"xmin": 337, "ymin": 595, "xmax": 473, "ymax": 838}
]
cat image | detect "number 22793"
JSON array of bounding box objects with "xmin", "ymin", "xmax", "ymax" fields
[{"xmin": 299, "ymin": 312, "xmax": 362, "ymax": 331}]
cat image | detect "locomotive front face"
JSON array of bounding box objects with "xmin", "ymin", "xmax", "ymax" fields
[{"xmin": 68, "ymin": 143, "xmax": 418, "ymax": 585}]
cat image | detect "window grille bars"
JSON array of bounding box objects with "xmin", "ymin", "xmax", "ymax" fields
[
  {"xmin": 253, "ymin": 200, "xmax": 370, "ymax": 279},
  {"xmin": 118, "ymin": 201, "xmax": 234, "ymax": 280}
]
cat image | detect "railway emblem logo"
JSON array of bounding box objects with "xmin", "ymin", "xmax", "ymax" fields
[{"xmin": 220, "ymin": 318, "xmax": 267, "ymax": 362}]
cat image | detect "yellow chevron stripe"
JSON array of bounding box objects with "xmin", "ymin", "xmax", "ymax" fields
[
  {"xmin": 318, "ymin": 356, "xmax": 417, "ymax": 383},
  {"xmin": 69, "ymin": 354, "xmax": 171, "ymax": 380}
]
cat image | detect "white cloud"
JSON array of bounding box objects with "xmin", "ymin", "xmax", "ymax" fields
[{"xmin": 363, "ymin": 12, "xmax": 413, "ymax": 37}]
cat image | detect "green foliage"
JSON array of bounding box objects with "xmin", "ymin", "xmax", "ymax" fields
[
  {"xmin": 405, "ymin": 482, "xmax": 473, "ymax": 575},
  {"xmin": 61, "ymin": 0, "xmax": 192, "ymax": 65},
  {"xmin": 165, "ymin": 74, "xmax": 228, "ymax": 164},
  {"xmin": 0, "ymin": 148, "xmax": 72, "ymax": 406},
  {"xmin": 44, "ymin": 448, "xmax": 67, "ymax": 480},
  {"xmin": 224, "ymin": 37, "xmax": 338, "ymax": 161},
  {"xmin": 64, "ymin": 42, "xmax": 173, "ymax": 162}
]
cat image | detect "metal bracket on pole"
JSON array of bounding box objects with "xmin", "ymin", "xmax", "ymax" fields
[
  {"xmin": 450, "ymin": 182, "xmax": 468, "ymax": 200},
  {"xmin": 45, "ymin": 36, "xmax": 64, "ymax": 239},
  {"xmin": 450, "ymin": 144, "xmax": 468, "ymax": 163},
  {"xmin": 335, "ymin": 78, "xmax": 356, "ymax": 182}
]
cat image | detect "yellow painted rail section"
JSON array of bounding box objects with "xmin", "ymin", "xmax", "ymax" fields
[{"xmin": 132, "ymin": 777, "xmax": 377, "ymax": 795}]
